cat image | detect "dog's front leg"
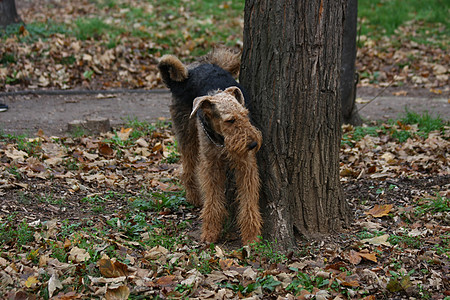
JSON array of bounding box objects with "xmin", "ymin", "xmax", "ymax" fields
[
  {"xmin": 234, "ymin": 154, "xmax": 262, "ymax": 245},
  {"xmin": 197, "ymin": 150, "xmax": 227, "ymax": 243}
]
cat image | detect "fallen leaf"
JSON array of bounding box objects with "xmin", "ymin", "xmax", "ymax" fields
[
  {"xmin": 361, "ymin": 234, "xmax": 391, "ymax": 246},
  {"xmin": 348, "ymin": 250, "xmax": 362, "ymax": 265},
  {"xmin": 364, "ymin": 204, "xmax": 393, "ymax": 218},
  {"xmin": 105, "ymin": 285, "xmax": 130, "ymax": 300},
  {"xmin": 25, "ymin": 276, "xmax": 39, "ymax": 288},
  {"xmin": 358, "ymin": 252, "xmax": 377, "ymax": 263},
  {"xmin": 98, "ymin": 143, "xmax": 115, "ymax": 157},
  {"xmin": 98, "ymin": 258, "xmax": 130, "ymax": 278},
  {"xmin": 48, "ymin": 273, "xmax": 63, "ymax": 298},
  {"xmin": 117, "ymin": 128, "xmax": 133, "ymax": 141},
  {"xmin": 68, "ymin": 247, "xmax": 91, "ymax": 263}
]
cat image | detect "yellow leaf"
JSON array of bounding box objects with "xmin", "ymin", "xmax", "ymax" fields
[
  {"xmin": 25, "ymin": 276, "xmax": 39, "ymax": 288},
  {"xmin": 117, "ymin": 127, "xmax": 133, "ymax": 141}
]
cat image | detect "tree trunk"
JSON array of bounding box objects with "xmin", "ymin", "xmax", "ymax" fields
[
  {"xmin": 0, "ymin": 0, "xmax": 22, "ymax": 27},
  {"xmin": 240, "ymin": 0, "xmax": 351, "ymax": 250},
  {"xmin": 341, "ymin": 0, "xmax": 362, "ymax": 125}
]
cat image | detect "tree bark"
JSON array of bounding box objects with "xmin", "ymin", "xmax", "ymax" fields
[
  {"xmin": 0, "ymin": 0, "xmax": 22, "ymax": 27},
  {"xmin": 341, "ymin": 0, "xmax": 362, "ymax": 125},
  {"xmin": 240, "ymin": 0, "xmax": 351, "ymax": 250}
]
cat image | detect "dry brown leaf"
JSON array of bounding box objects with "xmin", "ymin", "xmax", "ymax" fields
[
  {"xmin": 48, "ymin": 273, "xmax": 63, "ymax": 298},
  {"xmin": 361, "ymin": 234, "xmax": 391, "ymax": 246},
  {"xmin": 364, "ymin": 204, "xmax": 394, "ymax": 218},
  {"xmin": 358, "ymin": 252, "xmax": 378, "ymax": 263},
  {"xmin": 68, "ymin": 247, "xmax": 91, "ymax": 263},
  {"xmin": 105, "ymin": 285, "xmax": 130, "ymax": 300},
  {"xmin": 155, "ymin": 275, "xmax": 177, "ymax": 287},
  {"xmin": 98, "ymin": 258, "xmax": 130, "ymax": 278},
  {"xmin": 98, "ymin": 143, "xmax": 114, "ymax": 157},
  {"xmin": 348, "ymin": 250, "xmax": 362, "ymax": 265},
  {"xmin": 219, "ymin": 258, "xmax": 239, "ymax": 270}
]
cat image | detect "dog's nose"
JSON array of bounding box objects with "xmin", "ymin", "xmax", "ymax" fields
[{"xmin": 248, "ymin": 141, "xmax": 258, "ymax": 150}]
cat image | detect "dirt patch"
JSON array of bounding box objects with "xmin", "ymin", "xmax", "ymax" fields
[{"xmin": 0, "ymin": 91, "xmax": 171, "ymax": 136}]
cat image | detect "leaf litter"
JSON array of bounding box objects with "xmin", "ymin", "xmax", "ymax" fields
[{"xmin": 1, "ymin": 116, "xmax": 449, "ymax": 298}]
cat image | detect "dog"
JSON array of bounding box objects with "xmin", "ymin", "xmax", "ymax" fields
[{"xmin": 158, "ymin": 48, "xmax": 262, "ymax": 244}]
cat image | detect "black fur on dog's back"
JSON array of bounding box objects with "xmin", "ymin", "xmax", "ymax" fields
[
  {"xmin": 158, "ymin": 53, "xmax": 249, "ymax": 107},
  {"xmin": 171, "ymin": 64, "xmax": 248, "ymax": 106}
]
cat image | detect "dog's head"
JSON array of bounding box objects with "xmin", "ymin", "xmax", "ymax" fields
[{"xmin": 190, "ymin": 86, "xmax": 262, "ymax": 158}]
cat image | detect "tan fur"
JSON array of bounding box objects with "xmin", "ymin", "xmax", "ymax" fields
[
  {"xmin": 199, "ymin": 47, "xmax": 241, "ymax": 78},
  {"xmin": 159, "ymin": 55, "xmax": 188, "ymax": 82},
  {"xmin": 189, "ymin": 87, "xmax": 263, "ymax": 245}
]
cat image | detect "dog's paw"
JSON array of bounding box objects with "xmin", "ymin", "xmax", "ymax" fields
[{"xmin": 201, "ymin": 231, "xmax": 220, "ymax": 244}]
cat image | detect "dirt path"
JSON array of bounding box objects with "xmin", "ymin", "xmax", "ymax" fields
[{"xmin": 0, "ymin": 87, "xmax": 448, "ymax": 136}]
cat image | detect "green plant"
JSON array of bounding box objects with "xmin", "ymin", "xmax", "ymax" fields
[
  {"xmin": 131, "ymin": 190, "xmax": 188, "ymax": 212},
  {"xmin": 400, "ymin": 110, "xmax": 446, "ymax": 136},
  {"xmin": 0, "ymin": 216, "xmax": 35, "ymax": 248},
  {"xmin": 341, "ymin": 125, "xmax": 383, "ymax": 146},
  {"xmin": 6, "ymin": 166, "xmax": 23, "ymax": 180},
  {"xmin": 1, "ymin": 21, "xmax": 70, "ymax": 42},
  {"xmin": 83, "ymin": 69, "xmax": 94, "ymax": 81},
  {"xmin": 388, "ymin": 234, "xmax": 423, "ymax": 249},
  {"xmin": 10, "ymin": 134, "xmax": 42, "ymax": 157},
  {"xmin": 69, "ymin": 126, "xmax": 87, "ymax": 138},
  {"xmin": 0, "ymin": 52, "xmax": 16, "ymax": 65},
  {"xmin": 162, "ymin": 141, "xmax": 180, "ymax": 163},
  {"xmin": 286, "ymin": 272, "xmax": 328, "ymax": 294},
  {"xmin": 36, "ymin": 193, "xmax": 65, "ymax": 205},
  {"xmin": 49, "ymin": 241, "xmax": 68, "ymax": 262},
  {"xmin": 415, "ymin": 194, "xmax": 449, "ymax": 215},
  {"xmin": 248, "ymin": 238, "xmax": 288, "ymax": 264},
  {"xmin": 356, "ymin": 229, "xmax": 384, "ymax": 240},
  {"xmin": 391, "ymin": 129, "xmax": 412, "ymax": 143}
]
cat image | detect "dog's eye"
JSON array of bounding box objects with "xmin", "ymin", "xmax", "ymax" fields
[{"xmin": 225, "ymin": 118, "xmax": 236, "ymax": 124}]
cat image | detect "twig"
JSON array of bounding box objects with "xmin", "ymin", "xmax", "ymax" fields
[{"xmin": 357, "ymin": 79, "xmax": 395, "ymax": 112}]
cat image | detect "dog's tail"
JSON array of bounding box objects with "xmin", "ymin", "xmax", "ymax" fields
[
  {"xmin": 201, "ymin": 47, "xmax": 241, "ymax": 78},
  {"xmin": 158, "ymin": 55, "xmax": 189, "ymax": 87}
]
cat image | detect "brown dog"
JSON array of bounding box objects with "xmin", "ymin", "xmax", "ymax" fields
[{"xmin": 158, "ymin": 50, "xmax": 262, "ymax": 244}]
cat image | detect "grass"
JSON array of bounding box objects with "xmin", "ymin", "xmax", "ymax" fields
[
  {"xmin": 358, "ymin": 0, "xmax": 449, "ymax": 37},
  {"xmin": 415, "ymin": 194, "xmax": 449, "ymax": 216},
  {"xmin": 399, "ymin": 110, "xmax": 446, "ymax": 135},
  {"xmin": 0, "ymin": 215, "xmax": 35, "ymax": 248},
  {"xmin": 342, "ymin": 110, "xmax": 448, "ymax": 146}
]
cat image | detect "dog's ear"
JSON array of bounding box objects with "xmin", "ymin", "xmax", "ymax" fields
[
  {"xmin": 190, "ymin": 96, "xmax": 214, "ymax": 118},
  {"xmin": 224, "ymin": 86, "xmax": 245, "ymax": 105}
]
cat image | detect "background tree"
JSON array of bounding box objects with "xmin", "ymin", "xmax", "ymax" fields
[
  {"xmin": 240, "ymin": 0, "xmax": 351, "ymax": 250},
  {"xmin": 0, "ymin": 0, "xmax": 21, "ymax": 27},
  {"xmin": 341, "ymin": 0, "xmax": 362, "ymax": 125}
]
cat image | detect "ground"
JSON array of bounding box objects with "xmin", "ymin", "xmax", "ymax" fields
[
  {"xmin": 1, "ymin": 86, "xmax": 448, "ymax": 136},
  {"xmin": 0, "ymin": 85, "xmax": 449, "ymax": 298}
]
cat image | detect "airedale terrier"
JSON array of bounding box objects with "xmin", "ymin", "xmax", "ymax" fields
[{"xmin": 158, "ymin": 48, "xmax": 262, "ymax": 244}]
